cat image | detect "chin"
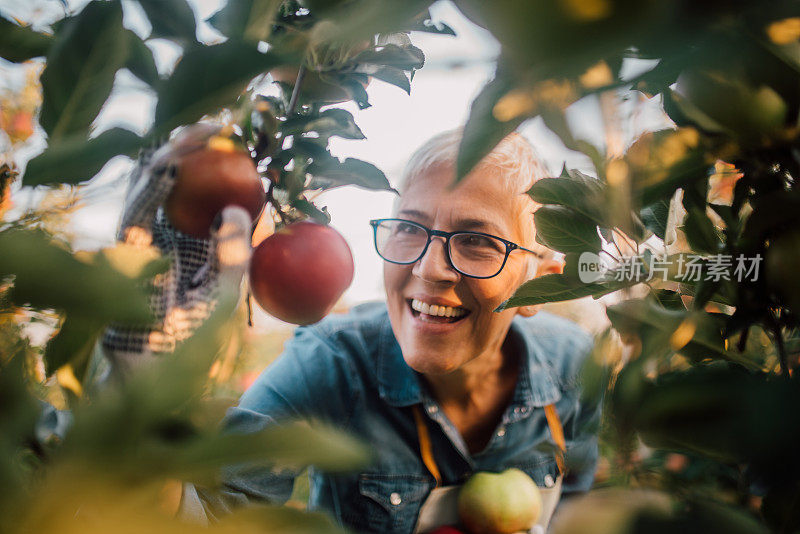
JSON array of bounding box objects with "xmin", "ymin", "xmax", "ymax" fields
[{"xmin": 403, "ymin": 350, "xmax": 463, "ymax": 376}]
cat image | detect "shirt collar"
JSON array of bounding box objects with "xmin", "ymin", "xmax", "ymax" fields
[{"xmin": 377, "ymin": 314, "xmax": 562, "ymax": 408}]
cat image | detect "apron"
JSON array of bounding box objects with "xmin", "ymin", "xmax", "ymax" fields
[{"xmin": 411, "ymin": 404, "xmax": 566, "ymax": 534}]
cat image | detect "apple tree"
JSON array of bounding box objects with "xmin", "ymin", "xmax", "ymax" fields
[{"xmin": 0, "ymin": 0, "xmax": 449, "ymax": 532}]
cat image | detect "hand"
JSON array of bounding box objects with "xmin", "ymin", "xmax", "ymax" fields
[{"xmin": 101, "ymin": 124, "xmax": 257, "ymax": 379}]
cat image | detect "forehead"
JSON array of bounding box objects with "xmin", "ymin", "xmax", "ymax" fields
[{"xmin": 396, "ymin": 163, "xmax": 533, "ymax": 237}]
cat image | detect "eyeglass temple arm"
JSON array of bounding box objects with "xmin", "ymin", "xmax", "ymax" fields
[{"xmin": 517, "ymin": 245, "xmax": 545, "ymax": 259}]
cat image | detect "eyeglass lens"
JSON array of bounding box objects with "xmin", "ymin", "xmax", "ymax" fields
[{"xmin": 374, "ymin": 220, "xmax": 507, "ymax": 278}]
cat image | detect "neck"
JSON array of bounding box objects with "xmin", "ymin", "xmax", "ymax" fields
[{"xmin": 422, "ymin": 334, "xmax": 521, "ymax": 410}]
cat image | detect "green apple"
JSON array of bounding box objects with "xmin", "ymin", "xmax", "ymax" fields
[{"xmin": 457, "ymin": 468, "xmax": 542, "ymax": 534}]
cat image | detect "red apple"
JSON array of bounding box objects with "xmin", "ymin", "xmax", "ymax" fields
[
  {"xmin": 429, "ymin": 527, "xmax": 467, "ymax": 534},
  {"xmin": 165, "ymin": 142, "xmax": 265, "ymax": 238},
  {"xmin": 249, "ymin": 221, "xmax": 354, "ymax": 325}
]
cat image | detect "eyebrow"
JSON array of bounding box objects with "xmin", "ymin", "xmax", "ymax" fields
[{"xmin": 397, "ymin": 209, "xmax": 505, "ymax": 235}]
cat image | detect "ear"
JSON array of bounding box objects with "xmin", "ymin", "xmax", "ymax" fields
[
  {"xmin": 516, "ymin": 256, "xmax": 564, "ymax": 318},
  {"xmin": 535, "ymin": 257, "xmax": 564, "ymax": 276},
  {"xmin": 516, "ymin": 304, "xmax": 539, "ymax": 317}
]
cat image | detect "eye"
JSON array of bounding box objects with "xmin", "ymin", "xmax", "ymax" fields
[
  {"xmin": 454, "ymin": 233, "xmax": 505, "ymax": 253},
  {"xmin": 396, "ymin": 221, "xmax": 424, "ymax": 235}
]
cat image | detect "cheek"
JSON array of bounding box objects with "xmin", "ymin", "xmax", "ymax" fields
[
  {"xmin": 469, "ymin": 277, "xmax": 515, "ymax": 311},
  {"xmin": 383, "ymin": 263, "xmax": 408, "ymax": 301},
  {"xmin": 467, "ymin": 263, "xmax": 528, "ymax": 322}
]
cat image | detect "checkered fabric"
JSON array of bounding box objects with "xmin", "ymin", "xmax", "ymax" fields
[{"xmin": 101, "ymin": 130, "xmax": 253, "ymax": 377}]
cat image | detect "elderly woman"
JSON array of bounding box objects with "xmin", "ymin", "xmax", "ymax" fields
[{"xmin": 177, "ymin": 129, "xmax": 601, "ymax": 533}]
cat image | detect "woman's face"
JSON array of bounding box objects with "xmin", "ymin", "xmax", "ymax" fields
[{"xmin": 384, "ymin": 164, "xmax": 535, "ymax": 375}]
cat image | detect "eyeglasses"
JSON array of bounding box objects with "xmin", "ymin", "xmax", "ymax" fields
[{"xmin": 369, "ymin": 218, "xmax": 543, "ymax": 279}]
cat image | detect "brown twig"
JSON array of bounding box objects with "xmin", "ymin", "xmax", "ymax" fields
[
  {"xmin": 768, "ymin": 310, "xmax": 790, "ymax": 378},
  {"xmin": 287, "ymin": 64, "xmax": 306, "ymax": 117},
  {"xmin": 266, "ymin": 181, "xmax": 287, "ymax": 226}
]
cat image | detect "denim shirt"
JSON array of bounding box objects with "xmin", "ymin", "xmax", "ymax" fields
[{"xmin": 217, "ymin": 302, "xmax": 600, "ymax": 533}]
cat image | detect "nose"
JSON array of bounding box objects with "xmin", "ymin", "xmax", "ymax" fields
[{"xmin": 411, "ymin": 236, "xmax": 460, "ymax": 283}]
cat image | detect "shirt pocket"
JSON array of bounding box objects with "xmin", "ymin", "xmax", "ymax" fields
[
  {"xmin": 345, "ymin": 473, "xmax": 430, "ymax": 533},
  {"xmin": 512, "ymin": 457, "xmax": 561, "ymax": 490}
]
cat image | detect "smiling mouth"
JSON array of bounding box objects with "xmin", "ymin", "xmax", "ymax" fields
[{"xmin": 408, "ymin": 298, "xmax": 471, "ymax": 324}]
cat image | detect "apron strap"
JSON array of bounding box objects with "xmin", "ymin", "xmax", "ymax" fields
[
  {"xmin": 544, "ymin": 404, "xmax": 567, "ymax": 475},
  {"xmin": 413, "ymin": 403, "xmax": 566, "ymax": 485},
  {"xmin": 413, "ymin": 404, "xmax": 442, "ymax": 488}
]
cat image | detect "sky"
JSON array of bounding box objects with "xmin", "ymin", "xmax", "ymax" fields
[{"xmin": 1, "ymin": 0, "xmax": 671, "ymax": 330}]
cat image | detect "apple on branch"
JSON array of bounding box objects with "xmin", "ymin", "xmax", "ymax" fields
[{"xmin": 249, "ymin": 220, "xmax": 355, "ymax": 325}]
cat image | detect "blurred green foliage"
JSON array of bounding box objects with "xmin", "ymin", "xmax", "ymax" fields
[
  {"xmin": 3, "ymin": 0, "xmax": 800, "ymax": 532},
  {"xmin": 455, "ymin": 1, "xmax": 800, "ymax": 531}
]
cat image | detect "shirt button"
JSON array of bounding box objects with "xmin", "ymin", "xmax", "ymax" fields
[
  {"xmin": 426, "ymin": 405, "xmax": 438, "ymax": 414},
  {"xmin": 544, "ymin": 474, "xmax": 555, "ymax": 488},
  {"xmin": 390, "ymin": 492, "xmax": 402, "ymax": 506},
  {"xmin": 513, "ymin": 407, "xmax": 521, "ymax": 414},
  {"xmin": 496, "ymin": 427, "xmax": 506, "ymax": 437}
]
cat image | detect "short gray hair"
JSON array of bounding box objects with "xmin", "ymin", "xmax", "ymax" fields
[
  {"xmin": 395, "ymin": 129, "xmax": 555, "ymax": 271},
  {"xmin": 398, "ymin": 129, "xmax": 549, "ymax": 195}
]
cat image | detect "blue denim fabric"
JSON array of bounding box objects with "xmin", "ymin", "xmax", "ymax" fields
[{"xmin": 219, "ymin": 302, "xmax": 600, "ymax": 533}]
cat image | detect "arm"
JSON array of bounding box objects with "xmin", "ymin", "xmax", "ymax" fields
[
  {"xmin": 190, "ymin": 325, "xmax": 360, "ymax": 520},
  {"xmin": 101, "ymin": 124, "xmax": 253, "ymax": 381}
]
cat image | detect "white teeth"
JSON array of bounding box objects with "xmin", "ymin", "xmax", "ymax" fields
[{"xmin": 410, "ymin": 299, "xmax": 467, "ymax": 318}]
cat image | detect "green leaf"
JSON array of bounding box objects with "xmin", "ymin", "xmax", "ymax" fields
[
  {"xmin": 534, "ymin": 205, "xmax": 601, "ymax": 254},
  {"xmin": 539, "ymin": 108, "xmax": 605, "ymax": 173},
  {"xmin": 281, "ymin": 108, "xmax": 365, "ymax": 140},
  {"xmin": 220, "ymin": 505, "xmax": 349, "ymax": 534},
  {"xmin": 528, "ymin": 170, "xmax": 607, "ymax": 226},
  {"xmin": 316, "ymin": 1, "xmax": 434, "ymax": 43},
  {"xmin": 683, "ymin": 205, "xmax": 722, "ymax": 254},
  {"xmin": 606, "ymin": 299, "xmax": 757, "ymax": 369},
  {"xmin": 155, "ymin": 42, "xmax": 283, "ymax": 135},
  {"xmin": 43, "ymin": 316, "xmax": 104, "ymax": 377},
  {"xmin": 307, "ymin": 157, "xmax": 396, "ymax": 192},
  {"xmin": 0, "ymin": 15, "xmax": 52, "ymax": 63},
  {"xmin": 176, "ymin": 421, "xmax": 369, "ymax": 475},
  {"xmin": 23, "ymin": 127, "xmax": 142, "ymax": 186},
  {"xmin": 206, "ymin": 0, "xmax": 280, "ymax": 42},
  {"xmin": 497, "ymin": 273, "xmax": 629, "ymax": 310},
  {"xmin": 124, "ymin": 30, "xmax": 159, "ymax": 86},
  {"xmin": 39, "ymin": 1, "xmax": 128, "ymax": 142},
  {"xmin": 0, "ymin": 354, "xmax": 40, "ymax": 496},
  {"xmin": 640, "ymin": 198, "xmax": 671, "ymax": 240},
  {"xmin": 136, "ymin": 0, "xmax": 197, "ymax": 44},
  {"xmin": 663, "ymin": 88, "xmax": 729, "ymax": 135},
  {"xmin": 652, "ymin": 289, "xmax": 685, "ymax": 310},
  {"xmin": 353, "ymin": 44, "xmax": 425, "ymax": 70},
  {"xmin": 291, "ymin": 198, "xmax": 331, "ymax": 225},
  {"xmin": 457, "ymin": 73, "xmax": 524, "ymax": 182},
  {"xmin": 631, "ymin": 364, "xmax": 800, "ymax": 471},
  {"xmin": 0, "ymin": 229, "xmax": 152, "ymax": 323},
  {"xmin": 288, "ymin": 138, "xmax": 336, "ymax": 165},
  {"xmin": 626, "ymin": 128, "xmax": 709, "ymax": 207},
  {"xmin": 364, "ymin": 65, "xmax": 411, "ymax": 94},
  {"xmin": 61, "ymin": 284, "xmax": 369, "ymax": 480}
]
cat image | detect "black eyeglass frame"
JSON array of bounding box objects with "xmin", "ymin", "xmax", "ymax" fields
[{"xmin": 369, "ymin": 218, "xmax": 544, "ymax": 279}]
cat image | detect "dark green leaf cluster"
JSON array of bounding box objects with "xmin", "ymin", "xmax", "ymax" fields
[{"xmin": 453, "ymin": 1, "xmax": 800, "ymax": 529}]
